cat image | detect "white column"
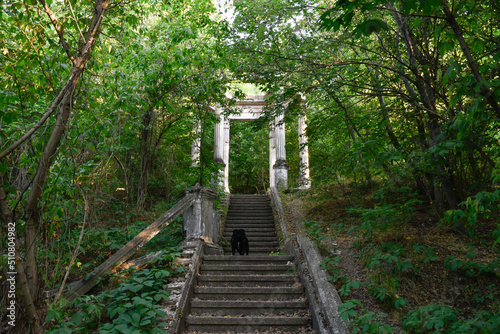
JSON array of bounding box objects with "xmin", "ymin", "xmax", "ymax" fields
[
  {"xmin": 214, "ymin": 107, "xmax": 225, "ymax": 189},
  {"xmin": 269, "ymin": 120, "xmax": 276, "ymax": 188},
  {"xmin": 274, "ymin": 113, "xmax": 288, "ymax": 189},
  {"xmin": 191, "ymin": 120, "xmax": 201, "ymax": 167},
  {"xmin": 298, "ymin": 115, "xmax": 311, "ymax": 189},
  {"xmin": 223, "ymin": 117, "xmax": 230, "ymax": 193}
]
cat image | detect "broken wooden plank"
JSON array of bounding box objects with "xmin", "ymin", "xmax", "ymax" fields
[
  {"xmin": 65, "ymin": 193, "xmax": 196, "ymax": 302},
  {"xmin": 45, "ymin": 251, "xmax": 165, "ymax": 298},
  {"xmin": 110, "ymin": 251, "xmax": 163, "ymax": 274}
]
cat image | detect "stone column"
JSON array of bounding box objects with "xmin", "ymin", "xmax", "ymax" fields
[
  {"xmin": 273, "ymin": 113, "xmax": 288, "ymax": 189},
  {"xmin": 223, "ymin": 117, "xmax": 230, "ymax": 193},
  {"xmin": 190, "ymin": 120, "xmax": 201, "ymax": 167},
  {"xmin": 269, "ymin": 120, "xmax": 276, "ymax": 188},
  {"xmin": 213, "ymin": 107, "xmax": 225, "ymax": 190},
  {"xmin": 183, "ymin": 186, "xmax": 220, "ymax": 243},
  {"xmin": 298, "ymin": 115, "xmax": 311, "ymax": 189},
  {"xmin": 183, "ymin": 189, "xmax": 201, "ymax": 241}
]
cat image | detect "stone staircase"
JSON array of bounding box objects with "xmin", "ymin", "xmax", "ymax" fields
[{"xmin": 184, "ymin": 194, "xmax": 314, "ymax": 333}]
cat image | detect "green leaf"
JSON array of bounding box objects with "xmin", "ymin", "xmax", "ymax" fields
[
  {"xmin": 127, "ymin": 284, "xmax": 143, "ymax": 293},
  {"xmin": 45, "ymin": 309, "xmax": 59, "ymax": 322},
  {"xmin": 131, "ymin": 312, "xmax": 141, "ymax": 327},
  {"xmin": 355, "ymin": 19, "xmax": 388, "ymax": 37}
]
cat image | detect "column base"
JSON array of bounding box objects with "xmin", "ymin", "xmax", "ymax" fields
[
  {"xmin": 274, "ymin": 159, "xmax": 288, "ymax": 189},
  {"xmin": 297, "ymin": 175, "xmax": 311, "ymax": 189}
]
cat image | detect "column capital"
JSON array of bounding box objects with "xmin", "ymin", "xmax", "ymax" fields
[{"xmin": 273, "ymin": 159, "xmax": 289, "ymax": 169}]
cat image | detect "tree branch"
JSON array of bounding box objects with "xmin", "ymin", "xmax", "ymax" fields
[
  {"xmin": 39, "ymin": 0, "xmax": 76, "ymax": 65},
  {"xmin": 440, "ymin": 0, "xmax": 500, "ymax": 118}
]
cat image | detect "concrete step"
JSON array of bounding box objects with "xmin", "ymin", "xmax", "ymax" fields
[
  {"xmin": 231, "ymin": 194, "xmax": 269, "ymax": 197},
  {"xmin": 228, "ymin": 202, "xmax": 271, "ymax": 207},
  {"xmin": 193, "ymin": 286, "xmax": 304, "ymax": 300},
  {"xmin": 202, "ymin": 255, "xmax": 293, "ymax": 265},
  {"xmin": 223, "ymin": 236, "xmax": 279, "ymax": 242},
  {"xmin": 226, "ymin": 213, "xmax": 274, "ymax": 219},
  {"xmin": 197, "ymin": 274, "xmax": 299, "ymax": 287},
  {"xmin": 222, "ymin": 236, "xmax": 277, "ymax": 243},
  {"xmin": 186, "ymin": 315, "xmax": 308, "ymax": 332},
  {"xmin": 224, "ymin": 223, "xmax": 276, "ymax": 229},
  {"xmin": 199, "ymin": 264, "xmax": 296, "ymax": 275},
  {"xmin": 225, "ymin": 216, "xmax": 274, "ymax": 221},
  {"xmin": 225, "ymin": 220, "xmax": 275, "ymax": 225},
  {"xmin": 230, "ymin": 197, "xmax": 270, "ymax": 201},
  {"xmin": 224, "ymin": 220, "xmax": 275, "ymax": 226},
  {"xmin": 184, "ymin": 194, "xmax": 312, "ymax": 333},
  {"xmin": 190, "ymin": 299, "xmax": 308, "ymax": 315},
  {"xmin": 222, "ymin": 241, "xmax": 279, "ymax": 248},
  {"xmin": 227, "ymin": 206, "xmax": 273, "ymax": 211},
  {"xmin": 224, "ymin": 227, "xmax": 276, "ymax": 233},
  {"xmin": 227, "ymin": 208, "xmax": 273, "ymax": 213},
  {"xmin": 223, "ymin": 248, "xmax": 279, "ymax": 255},
  {"xmin": 223, "ymin": 230, "xmax": 277, "ymax": 236}
]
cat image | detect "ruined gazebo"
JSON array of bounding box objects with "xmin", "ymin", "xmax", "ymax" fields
[{"xmin": 191, "ymin": 94, "xmax": 310, "ymax": 193}]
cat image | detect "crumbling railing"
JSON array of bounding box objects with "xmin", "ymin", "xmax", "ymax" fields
[{"xmin": 64, "ymin": 186, "xmax": 219, "ymax": 303}]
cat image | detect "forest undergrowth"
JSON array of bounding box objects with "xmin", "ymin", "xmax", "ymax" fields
[
  {"xmin": 284, "ymin": 183, "xmax": 500, "ymax": 334},
  {"xmin": 39, "ymin": 190, "xmax": 185, "ymax": 334}
]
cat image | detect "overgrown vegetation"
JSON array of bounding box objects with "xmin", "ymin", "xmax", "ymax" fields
[
  {"xmin": 45, "ymin": 250, "xmax": 183, "ymax": 334},
  {"xmin": 295, "ymin": 177, "xmax": 499, "ymax": 333},
  {"xmin": 1, "ymin": 0, "xmax": 499, "ymax": 332}
]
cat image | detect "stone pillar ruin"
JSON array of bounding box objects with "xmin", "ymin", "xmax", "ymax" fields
[
  {"xmin": 269, "ymin": 120, "xmax": 276, "ymax": 188},
  {"xmin": 222, "ymin": 117, "xmax": 230, "ymax": 193},
  {"xmin": 183, "ymin": 186, "xmax": 220, "ymax": 243},
  {"xmin": 214, "ymin": 107, "xmax": 226, "ymax": 190},
  {"xmin": 210, "ymin": 95, "xmax": 310, "ymax": 192},
  {"xmin": 274, "ymin": 113, "xmax": 288, "ymax": 189},
  {"xmin": 298, "ymin": 115, "xmax": 311, "ymax": 189}
]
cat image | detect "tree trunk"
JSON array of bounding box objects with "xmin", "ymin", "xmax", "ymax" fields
[
  {"xmin": 14, "ymin": 0, "xmax": 111, "ymax": 308},
  {"xmin": 137, "ymin": 105, "xmax": 154, "ymax": 210},
  {"xmin": 390, "ymin": 4, "xmax": 459, "ymax": 210},
  {"xmin": 0, "ymin": 181, "xmax": 44, "ymax": 334}
]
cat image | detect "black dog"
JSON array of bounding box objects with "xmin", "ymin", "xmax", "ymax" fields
[{"xmin": 231, "ymin": 229, "xmax": 249, "ymax": 255}]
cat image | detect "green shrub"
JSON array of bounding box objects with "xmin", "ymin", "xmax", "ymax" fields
[
  {"xmin": 47, "ymin": 249, "xmax": 182, "ymax": 334},
  {"xmin": 402, "ymin": 304, "xmax": 500, "ymax": 333}
]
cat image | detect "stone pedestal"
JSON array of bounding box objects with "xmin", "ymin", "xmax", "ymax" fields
[{"xmin": 183, "ymin": 186, "xmax": 220, "ymax": 243}]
